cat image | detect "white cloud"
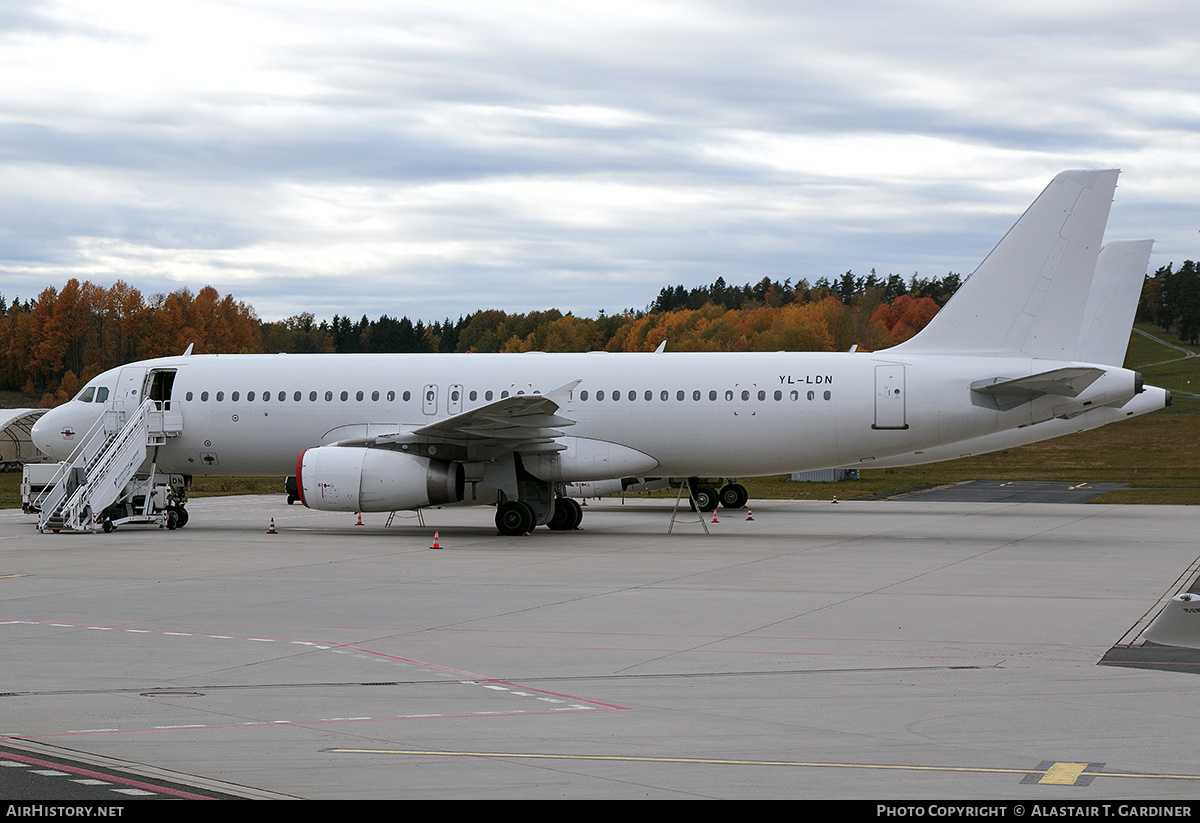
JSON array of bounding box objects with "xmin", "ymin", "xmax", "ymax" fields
[{"xmin": 1, "ymin": 0, "xmax": 1198, "ymax": 319}]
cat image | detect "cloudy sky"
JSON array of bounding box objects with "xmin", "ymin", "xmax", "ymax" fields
[{"xmin": 2, "ymin": 0, "xmax": 1198, "ymax": 321}]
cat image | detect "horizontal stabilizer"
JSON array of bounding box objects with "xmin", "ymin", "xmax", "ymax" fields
[{"xmin": 971, "ymin": 367, "xmax": 1105, "ymax": 411}]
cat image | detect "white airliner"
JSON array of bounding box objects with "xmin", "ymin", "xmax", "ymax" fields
[{"xmin": 30, "ymin": 170, "xmax": 1168, "ymax": 534}]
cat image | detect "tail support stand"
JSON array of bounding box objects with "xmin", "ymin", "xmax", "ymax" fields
[{"xmin": 668, "ymin": 479, "xmax": 710, "ymax": 535}]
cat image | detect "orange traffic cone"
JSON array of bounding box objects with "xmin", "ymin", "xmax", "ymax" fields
[
  {"xmin": 431, "ymin": 531, "xmax": 441, "ymax": 550},
  {"xmin": 355, "ymin": 512, "xmax": 364, "ymax": 525},
  {"xmin": 267, "ymin": 517, "xmax": 277, "ymax": 534},
  {"xmin": 831, "ymin": 494, "xmax": 839, "ymax": 504},
  {"xmin": 745, "ymin": 508, "xmax": 754, "ymax": 521},
  {"xmin": 711, "ymin": 508, "xmax": 719, "ymax": 524}
]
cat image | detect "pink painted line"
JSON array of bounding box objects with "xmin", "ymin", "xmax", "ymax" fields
[
  {"xmin": 0, "ymin": 748, "xmax": 214, "ymax": 799},
  {"xmin": 331, "ymin": 643, "xmax": 632, "ymax": 710}
]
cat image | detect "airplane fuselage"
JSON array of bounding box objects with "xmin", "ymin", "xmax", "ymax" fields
[{"xmin": 33, "ymin": 350, "xmax": 1146, "ymax": 481}]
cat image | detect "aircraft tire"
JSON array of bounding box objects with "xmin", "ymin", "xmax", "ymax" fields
[
  {"xmin": 176, "ymin": 507, "xmax": 189, "ymax": 528},
  {"xmin": 496, "ymin": 500, "xmax": 535, "ymax": 536},
  {"xmin": 692, "ymin": 487, "xmax": 719, "ymax": 512},
  {"xmin": 720, "ymin": 483, "xmax": 749, "ymax": 509},
  {"xmin": 566, "ymin": 497, "xmax": 583, "ymax": 529},
  {"xmin": 547, "ymin": 498, "xmax": 577, "ymax": 531}
]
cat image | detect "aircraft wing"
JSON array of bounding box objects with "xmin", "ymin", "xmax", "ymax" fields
[{"xmin": 335, "ymin": 380, "xmax": 580, "ymax": 462}]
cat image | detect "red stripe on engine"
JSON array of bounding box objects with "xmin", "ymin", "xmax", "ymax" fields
[{"xmin": 295, "ymin": 450, "xmax": 308, "ymax": 507}]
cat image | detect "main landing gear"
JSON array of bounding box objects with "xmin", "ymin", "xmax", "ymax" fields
[
  {"xmin": 495, "ymin": 496, "xmax": 584, "ymax": 536},
  {"xmin": 689, "ymin": 479, "xmax": 748, "ymax": 512}
]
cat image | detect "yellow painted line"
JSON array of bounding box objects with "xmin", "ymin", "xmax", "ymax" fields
[
  {"xmin": 0, "ymin": 574, "xmax": 27, "ymax": 579},
  {"xmin": 330, "ymin": 750, "xmax": 1200, "ymax": 782},
  {"xmin": 1040, "ymin": 762, "xmax": 1088, "ymax": 784}
]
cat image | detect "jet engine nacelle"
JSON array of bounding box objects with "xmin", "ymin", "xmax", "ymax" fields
[{"xmin": 295, "ymin": 447, "xmax": 464, "ymax": 512}]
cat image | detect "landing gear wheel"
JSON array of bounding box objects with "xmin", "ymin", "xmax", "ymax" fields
[
  {"xmin": 496, "ymin": 500, "xmax": 535, "ymax": 536},
  {"xmin": 692, "ymin": 487, "xmax": 719, "ymax": 512},
  {"xmin": 174, "ymin": 507, "xmax": 189, "ymax": 528},
  {"xmin": 720, "ymin": 483, "xmax": 749, "ymax": 509},
  {"xmin": 547, "ymin": 497, "xmax": 583, "ymax": 531}
]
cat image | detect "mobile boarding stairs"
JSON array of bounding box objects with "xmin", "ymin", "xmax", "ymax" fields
[{"xmin": 30, "ymin": 399, "xmax": 186, "ymax": 533}]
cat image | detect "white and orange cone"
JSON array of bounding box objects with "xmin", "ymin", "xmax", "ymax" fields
[
  {"xmin": 745, "ymin": 508, "xmax": 754, "ymax": 521},
  {"xmin": 355, "ymin": 512, "xmax": 364, "ymax": 526},
  {"xmin": 431, "ymin": 531, "xmax": 441, "ymax": 550},
  {"xmin": 267, "ymin": 517, "xmax": 277, "ymax": 534}
]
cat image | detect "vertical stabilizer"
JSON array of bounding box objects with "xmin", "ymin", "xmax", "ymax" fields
[
  {"xmin": 1074, "ymin": 239, "xmax": 1153, "ymax": 366},
  {"xmin": 893, "ymin": 170, "xmax": 1119, "ymax": 358}
]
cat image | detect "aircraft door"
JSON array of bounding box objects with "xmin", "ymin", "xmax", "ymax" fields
[
  {"xmin": 114, "ymin": 366, "xmax": 149, "ymax": 410},
  {"xmin": 873, "ymin": 365, "xmax": 908, "ymax": 430},
  {"xmin": 422, "ymin": 384, "xmax": 438, "ymax": 415},
  {"xmin": 144, "ymin": 368, "xmax": 183, "ymax": 431},
  {"xmin": 448, "ymin": 384, "xmax": 463, "ymax": 415}
]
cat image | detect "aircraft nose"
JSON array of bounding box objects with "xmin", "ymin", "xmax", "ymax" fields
[{"xmin": 30, "ymin": 411, "xmax": 63, "ymax": 461}]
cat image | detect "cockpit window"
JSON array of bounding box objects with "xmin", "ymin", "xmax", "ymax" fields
[
  {"xmin": 77, "ymin": 387, "xmax": 96, "ymax": 403},
  {"xmin": 95, "ymin": 387, "xmax": 109, "ymax": 402}
]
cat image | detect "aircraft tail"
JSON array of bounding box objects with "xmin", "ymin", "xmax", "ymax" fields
[
  {"xmin": 1073, "ymin": 239, "xmax": 1153, "ymax": 367},
  {"xmin": 892, "ymin": 170, "xmax": 1119, "ymax": 359}
]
